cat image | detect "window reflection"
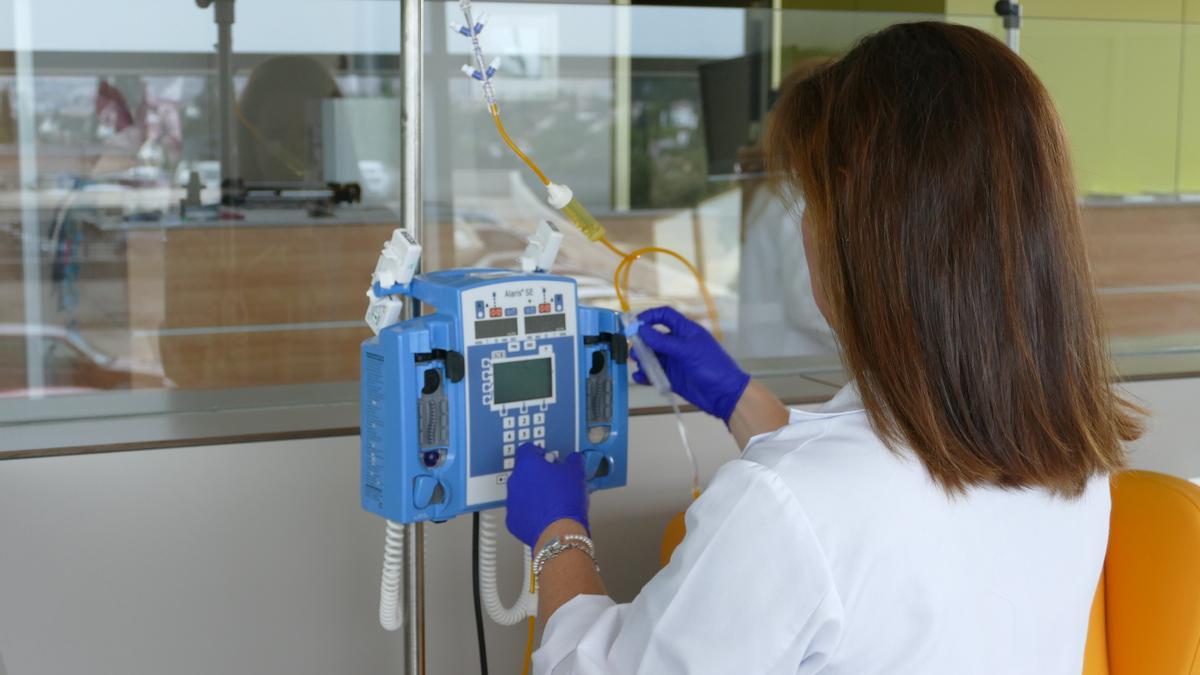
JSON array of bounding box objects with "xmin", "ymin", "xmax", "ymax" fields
[{"xmin": 0, "ymin": 1, "xmax": 1196, "ymax": 434}]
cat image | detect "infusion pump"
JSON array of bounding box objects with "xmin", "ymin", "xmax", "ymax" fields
[{"xmin": 361, "ymin": 267, "xmax": 630, "ymax": 524}]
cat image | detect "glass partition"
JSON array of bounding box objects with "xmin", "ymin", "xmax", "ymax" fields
[{"xmin": 1, "ymin": 0, "xmax": 1197, "ymax": 452}]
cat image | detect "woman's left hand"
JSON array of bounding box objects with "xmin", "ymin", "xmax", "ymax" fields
[{"xmin": 505, "ymin": 442, "xmax": 590, "ymax": 548}]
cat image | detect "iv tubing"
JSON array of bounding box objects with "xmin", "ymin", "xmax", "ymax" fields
[
  {"xmin": 477, "ymin": 510, "xmax": 537, "ymax": 626},
  {"xmin": 461, "ymin": 0, "xmax": 708, "ymax": 505},
  {"xmin": 379, "ymin": 520, "xmax": 405, "ymax": 631},
  {"xmin": 612, "ymin": 244, "xmax": 723, "ymax": 341},
  {"xmin": 492, "ymin": 104, "xmax": 550, "ymax": 186}
]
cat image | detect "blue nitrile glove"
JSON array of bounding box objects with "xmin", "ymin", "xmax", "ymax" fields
[
  {"xmin": 505, "ymin": 442, "xmax": 590, "ymax": 548},
  {"xmin": 632, "ymin": 306, "xmax": 751, "ymax": 423}
]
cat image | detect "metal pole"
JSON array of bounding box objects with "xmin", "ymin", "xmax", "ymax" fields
[
  {"xmin": 214, "ymin": 0, "xmax": 238, "ymax": 202},
  {"xmin": 406, "ymin": 522, "xmax": 426, "ymax": 674},
  {"xmin": 14, "ymin": 0, "xmax": 45, "ymax": 394},
  {"xmin": 400, "ymin": 0, "xmax": 425, "ymax": 670},
  {"xmin": 196, "ymin": 0, "xmax": 239, "ymax": 202},
  {"xmin": 994, "ymin": 0, "xmax": 1021, "ymax": 54}
]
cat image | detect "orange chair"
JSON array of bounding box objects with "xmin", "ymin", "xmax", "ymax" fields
[{"xmin": 1084, "ymin": 470, "xmax": 1200, "ymax": 675}]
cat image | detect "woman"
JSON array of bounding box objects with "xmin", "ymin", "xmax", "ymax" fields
[{"xmin": 505, "ymin": 22, "xmax": 1143, "ymax": 674}]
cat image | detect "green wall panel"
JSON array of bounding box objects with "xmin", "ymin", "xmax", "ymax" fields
[
  {"xmin": 1180, "ymin": 26, "xmax": 1200, "ymax": 191},
  {"xmin": 948, "ymin": 0, "xmax": 1185, "ymax": 21},
  {"xmin": 784, "ymin": 3, "xmax": 1193, "ymax": 194},
  {"xmin": 1022, "ymin": 18, "xmax": 1183, "ymax": 194}
]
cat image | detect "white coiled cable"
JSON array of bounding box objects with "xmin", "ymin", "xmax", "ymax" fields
[
  {"xmin": 477, "ymin": 510, "xmax": 537, "ymax": 625},
  {"xmin": 379, "ymin": 519, "xmax": 405, "ymax": 631}
]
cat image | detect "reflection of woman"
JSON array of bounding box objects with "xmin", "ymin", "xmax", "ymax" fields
[
  {"xmin": 503, "ymin": 23, "xmax": 1144, "ymax": 673},
  {"xmin": 738, "ymin": 58, "xmax": 837, "ymax": 358}
]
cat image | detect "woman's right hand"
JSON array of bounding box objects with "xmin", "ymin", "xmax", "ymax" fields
[{"xmin": 632, "ymin": 306, "xmax": 751, "ymax": 423}]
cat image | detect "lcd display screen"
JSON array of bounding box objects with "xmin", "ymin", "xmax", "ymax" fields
[
  {"xmin": 493, "ymin": 358, "xmax": 553, "ymax": 404},
  {"xmin": 475, "ymin": 318, "xmax": 519, "ymax": 339},
  {"xmin": 524, "ymin": 313, "xmax": 566, "ymax": 334}
]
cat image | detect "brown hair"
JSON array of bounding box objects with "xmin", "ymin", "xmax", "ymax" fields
[{"xmin": 766, "ymin": 22, "xmax": 1142, "ymax": 496}]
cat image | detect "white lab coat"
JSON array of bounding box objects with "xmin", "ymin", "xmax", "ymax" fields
[
  {"xmin": 736, "ymin": 186, "xmax": 837, "ymax": 359},
  {"xmin": 536, "ymin": 383, "xmax": 1110, "ymax": 674}
]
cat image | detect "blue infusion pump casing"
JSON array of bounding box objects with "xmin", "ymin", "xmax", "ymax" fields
[{"xmin": 361, "ymin": 268, "xmax": 630, "ymax": 524}]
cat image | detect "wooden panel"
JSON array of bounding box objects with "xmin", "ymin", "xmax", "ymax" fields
[
  {"xmin": 1099, "ymin": 291, "xmax": 1200, "ymax": 338},
  {"xmin": 150, "ymin": 222, "xmax": 397, "ymax": 328},
  {"xmin": 1081, "ymin": 205, "xmax": 1200, "ymax": 287},
  {"xmin": 159, "ymin": 327, "xmax": 369, "ymax": 389}
]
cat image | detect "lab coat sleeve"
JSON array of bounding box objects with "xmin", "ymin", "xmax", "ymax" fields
[{"xmin": 535, "ymin": 459, "xmax": 844, "ymax": 675}]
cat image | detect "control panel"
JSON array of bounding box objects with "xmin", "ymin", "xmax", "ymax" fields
[{"xmin": 361, "ymin": 268, "xmax": 628, "ymax": 524}]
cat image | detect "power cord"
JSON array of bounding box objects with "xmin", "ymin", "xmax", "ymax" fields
[{"xmin": 473, "ymin": 512, "xmax": 490, "ymax": 675}]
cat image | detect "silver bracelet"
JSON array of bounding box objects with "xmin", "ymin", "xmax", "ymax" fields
[{"xmin": 533, "ymin": 534, "xmax": 599, "ymax": 577}]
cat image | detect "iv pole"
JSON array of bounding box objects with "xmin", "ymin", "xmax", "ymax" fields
[
  {"xmin": 400, "ymin": 0, "xmax": 427, "ymax": 670},
  {"xmin": 994, "ymin": 0, "xmax": 1022, "ymax": 53},
  {"xmin": 195, "ymin": 0, "xmax": 240, "ymax": 204}
]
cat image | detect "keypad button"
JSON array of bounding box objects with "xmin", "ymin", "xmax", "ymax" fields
[
  {"xmin": 503, "ymin": 458, "xmax": 515, "ymax": 470},
  {"xmin": 524, "ymin": 339, "xmax": 537, "ymax": 351},
  {"xmin": 503, "ymin": 430, "xmax": 515, "ymax": 442},
  {"xmin": 533, "ymin": 427, "xmax": 545, "ymax": 439},
  {"xmin": 503, "ymin": 417, "xmax": 515, "ymax": 429},
  {"xmin": 496, "ymin": 474, "xmax": 508, "ymax": 485},
  {"xmin": 481, "ymin": 358, "xmax": 491, "ymax": 368},
  {"xmin": 503, "ymin": 443, "xmax": 516, "ymax": 456},
  {"xmin": 507, "ymin": 341, "xmax": 520, "ymax": 352},
  {"xmin": 492, "ymin": 350, "xmax": 505, "ymax": 360},
  {"xmin": 533, "ymin": 413, "xmax": 545, "ymax": 425},
  {"xmin": 518, "ymin": 414, "xmax": 530, "ymax": 427},
  {"xmin": 482, "ymin": 382, "xmax": 493, "ymax": 393},
  {"xmin": 483, "ymin": 394, "xmax": 492, "ymax": 405},
  {"xmin": 518, "ymin": 429, "xmax": 531, "ymax": 441},
  {"xmin": 505, "ymin": 307, "xmax": 517, "ymax": 317}
]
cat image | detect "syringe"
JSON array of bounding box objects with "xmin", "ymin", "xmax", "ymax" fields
[{"xmin": 623, "ymin": 313, "xmax": 700, "ymax": 498}]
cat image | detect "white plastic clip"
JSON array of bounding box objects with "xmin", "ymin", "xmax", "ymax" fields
[
  {"xmin": 519, "ymin": 221, "xmax": 564, "ymax": 273},
  {"xmin": 365, "ymin": 290, "xmax": 405, "ymax": 335},
  {"xmin": 373, "ymin": 229, "xmax": 422, "ymax": 289}
]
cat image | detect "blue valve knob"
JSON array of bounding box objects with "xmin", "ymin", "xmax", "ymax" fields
[
  {"xmin": 413, "ymin": 475, "xmax": 442, "ymax": 509},
  {"xmin": 581, "ymin": 450, "xmax": 610, "ymax": 480}
]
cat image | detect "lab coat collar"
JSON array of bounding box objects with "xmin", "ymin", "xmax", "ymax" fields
[{"xmin": 788, "ymin": 381, "xmax": 865, "ymax": 422}]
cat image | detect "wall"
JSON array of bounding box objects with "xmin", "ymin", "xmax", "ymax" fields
[
  {"xmin": 781, "ymin": 1, "xmax": 1200, "ymax": 194},
  {"xmin": 0, "ymin": 378, "xmax": 1195, "ymax": 675}
]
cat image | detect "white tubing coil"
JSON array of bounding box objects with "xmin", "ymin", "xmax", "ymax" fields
[
  {"xmin": 477, "ymin": 510, "xmax": 537, "ymax": 625},
  {"xmin": 379, "ymin": 520, "xmax": 405, "ymax": 631}
]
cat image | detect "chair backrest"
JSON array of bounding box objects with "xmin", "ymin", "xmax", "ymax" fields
[
  {"xmin": 1082, "ymin": 569, "xmax": 1110, "ymax": 675},
  {"xmin": 1092, "ymin": 470, "xmax": 1200, "ymax": 675}
]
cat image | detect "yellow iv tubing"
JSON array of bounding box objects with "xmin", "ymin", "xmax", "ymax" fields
[
  {"xmin": 461, "ymin": 7, "xmax": 707, "ymax": 673},
  {"xmin": 486, "ymin": 103, "xmax": 722, "ymax": 339}
]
